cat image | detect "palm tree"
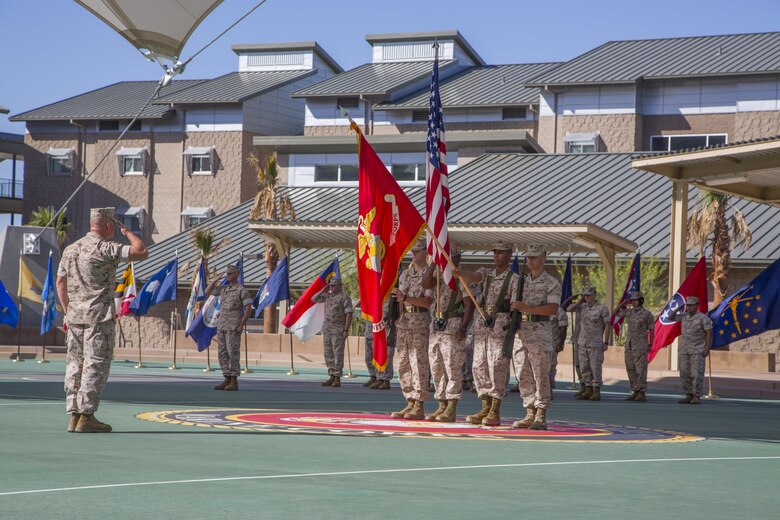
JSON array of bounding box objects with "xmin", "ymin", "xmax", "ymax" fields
[
  {"xmin": 688, "ymin": 191, "xmax": 752, "ymax": 305},
  {"xmin": 191, "ymin": 227, "xmax": 229, "ymax": 281},
  {"xmin": 247, "ymin": 153, "xmax": 295, "ymax": 333},
  {"xmin": 27, "ymin": 206, "xmax": 74, "ymax": 250}
]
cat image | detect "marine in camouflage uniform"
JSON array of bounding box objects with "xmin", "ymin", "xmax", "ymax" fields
[
  {"xmin": 673, "ymin": 296, "xmax": 712, "ymax": 404},
  {"xmin": 510, "ymin": 244, "xmax": 561, "ymax": 431},
  {"xmin": 616, "ymin": 290, "xmax": 655, "ymax": 401},
  {"xmin": 207, "ymin": 264, "xmax": 253, "ymax": 391},
  {"xmin": 575, "ymin": 286, "xmax": 610, "ymax": 401},
  {"xmin": 550, "ymin": 306, "xmax": 568, "ymax": 390},
  {"xmin": 56, "ymin": 207, "xmax": 147, "ymax": 433},
  {"xmin": 313, "ymin": 278, "xmax": 353, "ymax": 387},
  {"xmin": 564, "ymin": 293, "xmax": 585, "ymax": 392},
  {"xmin": 456, "ymin": 241, "xmax": 518, "ymax": 426},
  {"xmin": 390, "ymin": 239, "xmax": 433, "ymax": 420},
  {"xmin": 422, "ymin": 244, "xmax": 475, "ymax": 422}
]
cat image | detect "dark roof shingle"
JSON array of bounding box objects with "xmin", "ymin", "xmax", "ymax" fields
[{"xmin": 154, "ymin": 70, "xmax": 318, "ymax": 104}]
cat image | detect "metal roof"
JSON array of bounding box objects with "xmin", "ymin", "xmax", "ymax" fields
[
  {"xmin": 364, "ymin": 30, "xmax": 486, "ymax": 66},
  {"xmin": 0, "ymin": 131, "xmax": 31, "ymax": 159},
  {"xmin": 290, "ymin": 60, "xmax": 457, "ymax": 99},
  {"xmin": 527, "ymin": 31, "xmax": 780, "ymax": 86},
  {"xmin": 231, "ymin": 42, "xmax": 344, "ymax": 74},
  {"xmin": 154, "ymin": 70, "xmax": 317, "ymax": 104},
  {"xmin": 376, "ymin": 63, "xmax": 561, "ymax": 110},
  {"xmin": 10, "ymin": 80, "xmax": 205, "ymax": 121}
]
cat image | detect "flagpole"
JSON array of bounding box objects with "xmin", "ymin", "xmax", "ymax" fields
[
  {"xmin": 424, "ymin": 223, "xmax": 486, "ymax": 321},
  {"xmin": 344, "ymin": 335, "xmax": 355, "ymax": 378},
  {"xmin": 568, "ymin": 312, "xmax": 579, "ymax": 390},
  {"xmin": 704, "ymin": 354, "xmax": 719, "ymax": 399},
  {"xmin": 241, "ymin": 324, "xmax": 253, "ymax": 374},
  {"xmin": 14, "ymin": 257, "xmax": 24, "ymax": 362},
  {"xmin": 168, "ymin": 309, "xmax": 179, "ymax": 370},
  {"xmin": 287, "ymin": 331, "xmax": 298, "ymax": 375},
  {"xmin": 39, "ymin": 328, "xmax": 48, "ymax": 364},
  {"xmin": 132, "ymin": 316, "xmax": 146, "ymax": 368}
]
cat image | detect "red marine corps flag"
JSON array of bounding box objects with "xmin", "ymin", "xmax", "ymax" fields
[{"xmin": 352, "ymin": 122, "xmax": 425, "ymax": 371}]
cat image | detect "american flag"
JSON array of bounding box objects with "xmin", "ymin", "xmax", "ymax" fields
[{"xmin": 425, "ymin": 49, "xmax": 455, "ymax": 290}]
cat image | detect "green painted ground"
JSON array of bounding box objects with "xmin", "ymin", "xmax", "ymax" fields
[{"xmin": 1, "ymin": 359, "xmax": 778, "ymax": 520}]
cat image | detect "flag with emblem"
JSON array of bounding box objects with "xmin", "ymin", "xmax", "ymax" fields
[
  {"xmin": 282, "ymin": 258, "xmax": 339, "ymax": 342},
  {"xmin": 18, "ymin": 257, "xmax": 43, "ymax": 303},
  {"xmin": 648, "ymin": 257, "xmax": 708, "ymax": 362},
  {"xmin": 353, "ymin": 122, "xmax": 425, "ymax": 371},
  {"xmin": 114, "ymin": 263, "xmax": 137, "ymax": 317},
  {"xmin": 709, "ymin": 257, "xmax": 780, "ymax": 349},
  {"xmin": 425, "ymin": 49, "xmax": 455, "ymax": 291},
  {"xmin": 610, "ymin": 252, "xmax": 641, "ymax": 335},
  {"xmin": 40, "ymin": 251, "xmax": 58, "ymax": 335},
  {"xmin": 253, "ymin": 256, "xmax": 289, "ymax": 319},
  {"xmin": 130, "ymin": 257, "xmax": 178, "ymax": 317},
  {"xmin": 186, "ymin": 294, "xmax": 219, "ymax": 351},
  {"xmin": 184, "ymin": 257, "xmax": 206, "ymax": 330},
  {"xmin": 0, "ymin": 279, "xmax": 19, "ymax": 328}
]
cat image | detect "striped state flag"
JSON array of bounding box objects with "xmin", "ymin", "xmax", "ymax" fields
[
  {"xmin": 425, "ymin": 49, "xmax": 455, "ymax": 290},
  {"xmin": 115, "ymin": 263, "xmax": 136, "ymax": 317}
]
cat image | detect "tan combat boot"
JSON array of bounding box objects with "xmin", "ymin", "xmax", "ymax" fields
[
  {"xmin": 481, "ymin": 398, "xmax": 502, "ymax": 426},
  {"xmin": 67, "ymin": 413, "xmax": 81, "ymax": 433},
  {"xmin": 577, "ymin": 386, "xmax": 593, "ymax": 400},
  {"xmin": 466, "ymin": 396, "xmax": 492, "ymax": 424},
  {"xmin": 530, "ymin": 408, "xmax": 548, "ymax": 431},
  {"xmin": 214, "ymin": 376, "xmax": 230, "ymax": 390},
  {"xmin": 363, "ymin": 376, "xmax": 377, "ymax": 388},
  {"xmin": 225, "ymin": 376, "xmax": 239, "ymax": 391},
  {"xmin": 678, "ymin": 393, "xmax": 693, "ymax": 404},
  {"xmin": 634, "ymin": 391, "xmax": 647, "ymax": 402},
  {"xmin": 625, "ymin": 391, "xmax": 638, "ymax": 401},
  {"xmin": 511, "ymin": 407, "xmax": 537, "ymax": 429},
  {"xmin": 690, "ymin": 395, "xmax": 701, "ymax": 404},
  {"xmin": 574, "ymin": 383, "xmax": 587, "ymax": 398},
  {"xmin": 391, "ymin": 399, "xmax": 414, "ymax": 418},
  {"xmin": 75, "ymin": 414, "xmax": 112, "ymax": 433},
  {"xmin": 321, "ymin": 376, "xmax": 336, "ymax": 387},
  {"xmin": 404, "ymin": 400, "xmax": 425, "ymax": 420},
  {"xmin": 330, "ymin": 377, "xmax": 341, "ymax": 388},
  {"xmin": 426, "ymin": 400, "xmax": 448, "ymax": 421},
  {"xmin": 589, "ymin": 387, "xmax": 601, "ymax": 401},
  {"xmin": 375, "ymin": 380, "xmax": 390, "ymax": 390},
  {"xmin": 436, "ymin": 400, "xmax": 458, "ymax": 423}
]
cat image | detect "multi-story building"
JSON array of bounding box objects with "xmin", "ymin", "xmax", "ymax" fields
[
  {"xmin": 11, "ymin": 42, "xmax": 342, "ymax": 243},
  {"xmin": 527, "ymin": 32, "xmax": 780, "ymax": 153}
]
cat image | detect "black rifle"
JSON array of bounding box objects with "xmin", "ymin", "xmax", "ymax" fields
[{"xmin": 502, "ymin": 258, "xmax": 526, "ymax": 358}]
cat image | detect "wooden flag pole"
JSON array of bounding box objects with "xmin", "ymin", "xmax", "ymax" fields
[
  {"xmin": 568, "ymin": 312, "xmax": 579, "ymax": 390},
  {"xmin": 704, "ymin": 354, "xmax": 719, "ymax": 399},
  {"xmin": 203, "ymin": 345, "xmax": 214, "ymax": 372},
  {"xmin": 424, "ymin": 223, "xmax": 486, "ymax": 321},
  {"xmin": 287, "ymin": 331, "xmax": 298, "ymax": 375},
  {"xmin": 14, "ymin": 257, "xmax": 24, "ymax": 362}
]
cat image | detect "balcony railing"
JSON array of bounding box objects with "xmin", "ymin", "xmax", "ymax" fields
[{"xmin": 0, "ymin": 180, "xmax": 23, "ymax": 199}]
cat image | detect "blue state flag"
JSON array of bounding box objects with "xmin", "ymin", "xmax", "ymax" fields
[
  {"xmin": 511, "ymin": 254, "xmax": 519, "ymax": 274},
  {"xmin": 253, "ymin": 256, "xmax": 290, "ymax": 318},
  {"xmin": 41, "ymin": 251, "xmax": 57, "ymax": 334},
  {"xmin": 709, "ymin": 257, "xmax": 780, "ymax": 349},
  {"xmin": 0, "ymin": 279, "xmax": 19, "ymax": 328},
  {"xmin": 236, "ymin": 254, "xmax": 245, "ymax": 286},
  {"xmin": 130, "ymin": 258, "xmax": 178, "ymax": 317},
  {"xmin": 560, "ymin": 255, "xmax": 573, "ymax": 305},
  {"xmin": 186, "ymin": 294, "xmax": 219, "ymax": 351}
]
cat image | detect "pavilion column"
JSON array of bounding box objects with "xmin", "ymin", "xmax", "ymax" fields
[
  {"xmin": 668, "ymin": 180, "xmax": 689, "ymax": 370},
  {"xmin": 595, "ymin": 243, "xmax": 616, "ymax": 344}
]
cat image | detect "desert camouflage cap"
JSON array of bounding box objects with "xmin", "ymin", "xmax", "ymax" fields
[
  {"xmin": 411, "ymin": 237, "xmax": 427, "ymax": 251},
  {"xmin": 90, "ymin": 207, "xmax": 115, "ymax": 219},
  {"xmin": 226, "ymin": 264, "xmax": 240, "ymax": 274},
  {"xmin": 492, "ymin": 240, "xmax": 513, "ymax": 252},
  {"xmin": 685, "ymin": 296, "xmax": 699, "ymax": 305},
  {"xmin": 582, "ymin": 286, "xmax": 596, "ymax": 296},
  {"xmin": 329, "ymin": 277, "xmax": 342, "ymax": 286},
  {"xmin": 525, "ymin": 243, "xmax": 546, "ymax": 257},
  {"xmin": 450, "ymin": 242, "xmax": 462, "ymax": 256},
  {"xmin": 630, "ymin": 291, "xmax": 644, "ymax": 300}
]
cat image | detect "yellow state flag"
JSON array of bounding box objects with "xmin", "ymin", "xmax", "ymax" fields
[{"xmin": 18, "ymin": 258, "xmax": 43, "ymax": 302}]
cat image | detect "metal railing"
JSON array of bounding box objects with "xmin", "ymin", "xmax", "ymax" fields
[{"xmin": 0, "ymin": 180, "xmax": 23, "ymax": 199}]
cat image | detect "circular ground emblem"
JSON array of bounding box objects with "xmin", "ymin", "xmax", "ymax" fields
[{"xmin": 137, "ymin": 409, "xmax": 702, "ymax": 443}]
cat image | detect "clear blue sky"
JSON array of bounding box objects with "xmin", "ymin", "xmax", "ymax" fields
[{"xmin": 1, "ymin": 0, "xmax": 778, "ymax": 157}]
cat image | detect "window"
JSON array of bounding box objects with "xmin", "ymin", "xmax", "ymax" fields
[
  {"xmin": 391, "ymin": 163, "xmax": 425, "ymax": 182},
  {"xmin": 502, "ymin": 107, "xmax": 528, "ymax": 120},
  {"xmin": 45, "ymin": 148, "xmax": 75, "ymax": 177},
  {"xmin": 99, "ymin": 120, "xmax": 141, "ymax": 132},
  {"xmin": 650, "ymin": 134, "xmax": 728, "ymax": 152},
  {"xmin": 127, "ymin": 120, "xmax": 142, "ymax": 132},
  {"xmin": 314, "ymin": 164, "xmax": 358, "ymax": 182},
  {"xmin": 184, "ymin": 146, "xmax": 217, "ymax": 176},
  {"xmin": 99, "ymin": 120, "xmax": 120, "ymax": 132},
  {"xmin": 411, "ymin": 110, "xmax": 429, "ymax": 123},
  {"xmin": 564, "ymin": 132, "xmax": 600, "ymax": 154},
  {"xmin": 116, "ymin": 147, "xmax": 148, "ymax": 176},
  {"xmin": 116, "ymin": 207, "xmax": 145, "ymax": 234},
  {"xmin": 181, "ymin": 207, "xmax": 214, "ymax": 229},
  {"xmin": 191, "ymin": 155, "xmax": 211, "ymax": 174},
  {"xmin": 336, "ymin": 97, "xmax": 359, "ymax": 109}
]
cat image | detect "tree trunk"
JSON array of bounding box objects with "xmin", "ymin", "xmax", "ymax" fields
[
  {"xmin": 711, "ymin": 200, "xmax": 731, "ymax": 306},
  {"xmin": 263, "ymin": 243, "xmax": 279, "ymax": 333}
]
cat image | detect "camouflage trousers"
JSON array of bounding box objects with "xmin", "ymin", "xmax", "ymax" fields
[
  {"xmin": 322, "ymin": 329, "xmax": 345, "ymax": 377},
  {"xmin": 514, "ymin": 342, "xmax": 552, "ymax": 409},
  {"xmin": 572, "ymin": 342, "xmax": 582, "ymax": 382},
  {"xmin": 397, "ymin": 326, "xmax": 430, "ymax": 401},
  {"xmin": 625, "ymin": 348, "xmax": 649, "ymax": 392},
  {"xmin": 472, "ymin": 330, "xmax": 510, "ymax": 400},
  {"xmin": 217, "ymin": 329, "xmax": 242, "ymax": 377},
  {"xmin": 364, "ymin": 336, "xmax": 395, "ymax": 380},
  {"xmin": 65, "ymin": 321, "xmax": 115, "ymax": 415},
  {"xmin": 429, "ymin": 331, "xmax": 466, "ymax": 400},
  {"xmin": 549, "ymin": 349, "xmax": 559, "ymax": 389},
  {"xmin": 579, "ymin": 342, "xmax": 605, "ymax": 388},
  {"xmin": 462, "ymin": 333, "xmax": 474, "ymax": 382},
  {"xmin": 679, "ymin": 351, "xmax": 706, "ymax": 397}
]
